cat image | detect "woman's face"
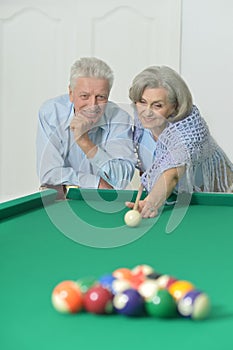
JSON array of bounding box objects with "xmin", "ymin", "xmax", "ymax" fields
[{"xmin": 136, "ymin": 87, "xmax": 176, "ymax": 137}]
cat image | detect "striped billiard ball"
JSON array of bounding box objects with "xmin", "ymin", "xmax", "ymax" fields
[{"xmin": 177, "ymin": 290, "xmax": 211, "ymax": 320}]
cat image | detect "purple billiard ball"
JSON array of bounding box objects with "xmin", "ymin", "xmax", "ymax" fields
[
  {"xmin": 177, "ymin": 289, "xmax": 211, "ymax": 320},
  {"xmin": 113, "ymin": 288, "xmax": 144, "ymax": 316}
]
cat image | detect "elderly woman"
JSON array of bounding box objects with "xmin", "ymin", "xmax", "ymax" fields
[{"xmin": 126, "ymin": 66, "xmax": 233, "ymax": 218}]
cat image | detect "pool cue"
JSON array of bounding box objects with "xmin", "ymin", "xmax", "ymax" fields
[{"xmin": 133, "ymin": 184, "xmax": 144, "ymax": 211}]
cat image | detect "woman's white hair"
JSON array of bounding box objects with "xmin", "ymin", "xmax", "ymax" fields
[
  {"xmin": 70, "ymin": 57, "xmax": 114, "ymax": 92},
  {"xmin": 129, "ymin": 66, "xmax": 193, "ymax": 121}
]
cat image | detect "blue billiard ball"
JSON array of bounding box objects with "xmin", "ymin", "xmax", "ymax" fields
[
  {"xmin": 113, "ymin": 288, "xmax": 144, "ymax": 316},
  {"xmin": 98, "ymin": 274, "xmax": 116, "ymax": 292}
]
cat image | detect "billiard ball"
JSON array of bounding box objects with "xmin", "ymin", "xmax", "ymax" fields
[
  {"xmin": 168, "ymin": 280, "xmax": 195, "ymax": 302},
  {"xmin": 177, "ymin": 290, "xmax": 211, "ymax": 320},
  {"xmin": 51, "ymin": 280, "xmax": 83, "ymax": 314},
  {"xmin": 98, "ymin": 274, "xmax": 116, "ymax": 292},
  {"xmin": 131, "ymin": 264, "xmax": 155, "ymax": 276},
  {"xmin": 138, "ymin": 279, "xmax": 159, "ymax": 300},
  {"xmin": 145, "ymin": 289, "xmax": 177, "ymax": 318},
  {"xmin": 147, "ymin": 271, "xmax": 162, "ymax": 280},
  {"xmin": 155, "ymin": 274, "xmax": 177, "ymax": 289},
  {"xmin": 111, "ymin": 278, "xmax": 132, "ymax": 294},
  {"xmin": 124, "ymin": 209, "xmax": 142, "ymax": 227},
  {"xmin": 112, "ymin": 267, "xmax": 132, "ymax": 281},
  {"xmin": 131, "ymin": 264, "xmax": 155, "ymax": 289},
  {"xmin": 76, "ymin": 276, "xmax": 97, "ymax": 294},
  {"xmin": 83, "ymin": 285, "xmax": 113, "ymax": 314},
  {"xmin": 113, "ymin": 288, "xmax": 144, "ymax": 316}
]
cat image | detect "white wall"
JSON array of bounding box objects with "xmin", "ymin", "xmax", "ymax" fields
[
  {"xmin": 0, "ymin": 0, "xmax": 181, "ymax": 202},
  {"xmin": 181, "ymin": 0, "xmax": 233, "ymax": 162}
]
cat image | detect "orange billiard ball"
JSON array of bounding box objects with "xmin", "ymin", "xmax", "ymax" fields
[{"xmin": 51, "ymin": 280, "xmax": 83, "ymax": 314}]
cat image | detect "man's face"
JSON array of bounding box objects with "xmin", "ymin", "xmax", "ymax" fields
[{"xmin": 69, "ymin": 77, "xmax": 110, "ymax": 123}]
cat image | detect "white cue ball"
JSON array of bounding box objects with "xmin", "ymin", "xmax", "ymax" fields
[{"xmin": 124, "ymin": 209, "xmax": 142, "ymax": 227}]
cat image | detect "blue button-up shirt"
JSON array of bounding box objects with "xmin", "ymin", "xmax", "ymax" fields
[{"xmin": 36, "ymin": 94, "xmax": 137, "ymax": 189}]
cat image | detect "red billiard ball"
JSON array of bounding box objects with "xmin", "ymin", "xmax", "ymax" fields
[
  {"xmin": 51, "ymin": 280, "xmax": 83, "ymax": 314},
  {"xmin": 113, "ymin": 288, "xmax": 144, "ymax": 316},
  {"xmin": 131, "ymin": 264, "xmax": 155, "ymax": 276},
  {"xmin": 83, "ymin": 285, "xmax": 113, "ymax": 314}
]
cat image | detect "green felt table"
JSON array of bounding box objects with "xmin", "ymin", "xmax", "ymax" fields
[{"xmin": 1, "ymin": 188, "xmax": 233, "ymax": 350}]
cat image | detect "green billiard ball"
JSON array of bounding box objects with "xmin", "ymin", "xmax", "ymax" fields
[
  {"xmin": 145, "ymin": 289, "xmax": 177, "ymax": 318},
  {"xmin": 76, "ymin": 276, "xmax": 97, "ymax": 294}
]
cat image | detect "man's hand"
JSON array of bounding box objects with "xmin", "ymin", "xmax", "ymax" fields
[
  {"xmin": 70, "ymin": 113, "xmax": 98, "ymax": 158},
  {"xmin": 70, "ymin": 113, "xmax": 94, "ymax": 142}
]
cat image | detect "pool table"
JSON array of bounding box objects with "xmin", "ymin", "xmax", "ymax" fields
[{"xmin": 1, "ymin": 188, "xmax": 233, "ymax": 350}]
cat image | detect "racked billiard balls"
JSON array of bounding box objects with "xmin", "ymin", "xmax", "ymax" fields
[
  {"xmin": 177, "ymin": 290, "xmax": 211, "ymax": 320},
  {"xmin": 51, "ymin": 280, "xmax": 83, "ymax": 314},
  {"xmin": 83, "ymin": 285, "xmax": 113, "ymax": 314},
  {"xmin": 145, "ymin": 289, "xmax": 177, "ymax": 318},
  {"xmin": 124, "ymin": 209, "xmax": 142, "ymax": 227},
  {"xmin": 113, "ymin": 288, "xmax": 144, "ymax": 316}
]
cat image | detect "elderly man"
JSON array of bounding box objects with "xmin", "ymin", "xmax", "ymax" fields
[{"xmin": 36, "ymin": 57, "xmax": 136, "ymax": 197}]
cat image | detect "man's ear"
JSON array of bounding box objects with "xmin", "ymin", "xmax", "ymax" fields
[{"xmin": 69, "ymin": 85, "xmax": 73, "ymax": 102}]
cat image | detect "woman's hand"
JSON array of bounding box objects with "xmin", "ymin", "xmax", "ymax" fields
[{"xmin": 125, "ymin": 199, "xmax": 159, "ymax": 218}]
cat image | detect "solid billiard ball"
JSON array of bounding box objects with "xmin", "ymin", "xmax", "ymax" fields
[
  {"xmin": 98, "ymin": 274, "xmax": 116, "ymax": 292},
  {"xmin": 83, "ymin": 285, "xmax": 113, "ymax": 314},
  {"xmin": 76, "ymin": 276, "xmax": 97, "ymax": 294},
  {"xmin": 124, "ymin": 209, "xmax": 142, "ymax": 227},
  {"xmin": 147, "ymin": 272, "xmax": 162, "ymax": 280},
  {"xmin": 145, "ymin": 289, "xmax": 177, "ymax": 318},
  {"xmin": 113, "ymin": 288, "xmax": 144, "ymax": 316},
  {"xmin": 177, "ymin": 290, "xmax": 211, "ymax": 320},
  {"xmin": 112, "ymin": 267, "xmax": 132, "ymax": 281},
  {"xmin": 168, "ymin": 280, "xmax": 195, "ymax": 302},
  {"xmin": 51, "ymin": 280, "xmax": 83, "ymax": 314}
]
